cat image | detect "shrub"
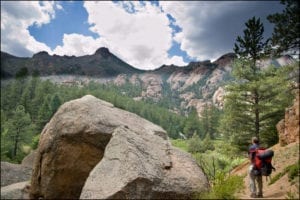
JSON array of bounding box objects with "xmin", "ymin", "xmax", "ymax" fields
[
  {"xmin": 198, "ymin": 172, "xmax": 244, "ymax": 199},
  {"xmin": 269, "ymin": 162, "xmax": 299, "ymax": 185},
  {"xmin": 188, "ymin": 133, "xmax": 203, "ymax": 153},
  {"xmin": 171, "ymin": 139, "xmax": 188, "ymax": 152},
  {"xmin": 287, "ymin": 163, "xmax": 299, "ymax": 181},
  {"xmin": 31, "ymin": 134, "xmax": 40, "ymax": 150},
  {"xmin": 269, "ymin": 172, "xmax": 284, "ymax": 185},
  {"xmin": 188, "ymin": 133, "xmax": 214, "ymax": 153}
]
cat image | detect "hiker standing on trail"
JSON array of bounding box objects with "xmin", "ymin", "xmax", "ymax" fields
[{"xmin": 248, "ymin": 137, "xmax": 263, "ymax": 198}]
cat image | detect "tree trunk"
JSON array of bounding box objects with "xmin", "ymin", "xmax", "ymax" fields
[
  {"xmin": 13, "ymin": 128, "xmax": 20, "ymax": 158},
  {"xmin": 254, "ymin": 90, "xmax": 260, "ymax": 141}
]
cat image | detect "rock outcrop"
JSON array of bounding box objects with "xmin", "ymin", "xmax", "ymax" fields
[
  {"xmin": 277, "ymin": 90, "xmax": 299, "ymax": 146},
  {"xmin": 30, "ymin": 95, "xmax": 208, "ymax": 199},
  {"xmin": 1, "ymin": 162, "xmax": 32, "ymax": 187},
  {"xmin": 1, "ymin": 181, "xmax": 30, "ymax": 199}
]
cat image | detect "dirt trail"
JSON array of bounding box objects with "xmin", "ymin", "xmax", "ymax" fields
[{"xmin": 232, "ymin": 142, "xmax": 299, "ymax": 199}]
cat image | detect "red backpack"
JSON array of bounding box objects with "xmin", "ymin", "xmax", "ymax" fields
[{"xmin": 253, "ymin": 147, "xmax": 275, "ymax": 176}]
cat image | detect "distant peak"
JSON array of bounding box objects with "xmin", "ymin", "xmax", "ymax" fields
[
  {"xmin": 33, "ymin": 51, "xmax": 50, "ymax": 58},
  {"xmin": 94, "ymin": 47, "xmax": 110, "ymax": 56},
  {"xmin": 213, "ymin": 52, "xmax": 236, "ymax": 66}
]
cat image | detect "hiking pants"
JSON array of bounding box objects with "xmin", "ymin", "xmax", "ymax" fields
[{"xmin": 249, "ymin": 165, "xmax": 263, "ymax": 196}]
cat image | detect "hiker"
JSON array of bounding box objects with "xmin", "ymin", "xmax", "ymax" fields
[{"xmin": 248, "ymin": 137, "xmax": 263, "ymax": 198}]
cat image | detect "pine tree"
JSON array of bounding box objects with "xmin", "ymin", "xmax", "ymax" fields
[
  {"xmin": 200, "ymin": 104, "xmax": 220, "ymax": 139},
  {"xmin": 37, "ymin": 95, "xmax": 52, "ymax": 130},
  {"xmin": 183, "ymin": 108, "xmax": 202, "ymax": 138},
  {"xmin": 220, "ymin": 17, "xmax": 294, "ymax": 149},
  {"xmin": 50, "ymin": 94, "xmax": 62, "ymax": 115},
  {"xmin": 3, "ymin": 105, "xmax": 32, "ymax": 161}
]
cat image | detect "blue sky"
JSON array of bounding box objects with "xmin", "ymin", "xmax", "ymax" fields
[
  {"xmin": 29, "ymin": 1, "xmax": 99, "ymax": 50},
  {"xmin": 1, "ymin": 1, "xmax": 284, "ymax": 70}
]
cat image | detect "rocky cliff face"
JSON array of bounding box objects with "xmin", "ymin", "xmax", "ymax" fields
[
  {"xmin": 276, "ymin": 89, "xmax": 300, "ymax": 146},
  {"xmin": 30, "ymin": 95, "xmax": 208, "ymax": 199}
]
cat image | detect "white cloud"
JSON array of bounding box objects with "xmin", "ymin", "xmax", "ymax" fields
[
  {"xmin": 83, "ymin": 1, "xmax": 184, "ymax": 70},
  {"xmin": 1, "ymin": 1, "xmax": 57, "ymax": 57},
  {"xmin": 165, "ymin": 55, "xmax": 187, "ymax": 66},
  {"xmin": 52, "ymin": 33, "xmax": 108, "ymax": 56},
  {"xmin": 1, "ymin": 1, "xmax": 188, "ymax": 69}
]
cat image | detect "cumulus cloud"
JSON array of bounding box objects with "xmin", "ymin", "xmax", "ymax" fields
[
  {"xmin": 165, "ymin": 55, "xmax": 187, "ymax": 66},
  {"xmin": 83, "ymin": 1, "xmax": 185, "ymax": 70},
  {"xmin": 160, "ymin": 1, "xmax": 284, "ymax": 61},
  {"xmin": 52, "ymin": 33, "xmax": 108, "ymax": 56},
  {"xmin": 1, "ymin": 1, "xmax": 58, "ymax": 56}
]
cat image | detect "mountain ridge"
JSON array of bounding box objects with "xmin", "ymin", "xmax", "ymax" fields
[
  {"xmin": 1, "ymin": 47, "xmax": 238, "ymax": 79},
  {"xmin": 1, "ymin": 47, "xmax": 144, "ymax": 78},
  {"xmin": 1, "ymin": 48, "xmax": 295, "ymax": 117}
]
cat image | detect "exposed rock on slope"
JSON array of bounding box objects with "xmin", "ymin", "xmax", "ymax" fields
[
  {"xmin": 277, "ymin": 89, "xmax": 300, "ymax": 146},
  {"xmin": 30, "ymin": 95, "xmax": 208, "ymax": 199}
]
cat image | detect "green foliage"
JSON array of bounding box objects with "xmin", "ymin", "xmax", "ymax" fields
[
  {"xmin": 269, "ymin": 162, "xmax": 299, "ymax": 185},
  {"xmin": 188, "ymin": 133, "xmax": 203, "ymax": 153},
  {"xmin": 171, "ymin": 139, "xmax": 188, "ymax": 152},
  {"xmin": 15, "ymin": 67, "xmax": 29, "ymax": 79},
  {"xmin": 219, "ymin": 61, "xmax": 295, "ymax": 149},
  {"xmin": 287, "ymin": 162, "xmax": 299, "ymax": 181},
  {"xmin": 183, "ymin": 108, "xmax": 202, "ymax": 138},
  {"xmin": 228, "ymin": 15, "xmax": 297, "ymax": 150},
  {"xmin": 31, "ymin": 134, "xmax": 40, "ymax": 150},
  {"xmin": 1, "ymin": 105, "xmax": 35, "ymax": 163},
  {"xmin": 219, "ymin": 60, "xmax": 296, "ymax": 150},
  {"xmin": 267, "ymin": 0, "xmax": 300, "ymax": 56},
  {"xmin": 286, "ymin": 190, "xmax": 298, "ymax": 199},
  {"xmin": 50, "ymin": 94, "xmax": 62, "ymax": 115},
  {"xmin": 234, "ymin": 17, "xmax": 271, "ymax": 60},
  {"xmin": 198, "ymin": 172, "xmax": 244, "ymax": 199},
  {"xmin": 200, "ymin": 104, "xmax": 221, "ymax": 139},
  {"xmin": 268, "ymin": 172, "xmax": 284, "ymax": 185},
  {"xmin": 188, "ymin": 133, "xmax": 215, "ymax": 154},
  {"xmin": 213, "ymin": 140, "xmax": 241, "ymax": 157},
  {"xmin": 193, "ymin": 150, "xmax": 246, "ymax": 181},
  {"xmin": 2, "ymin": 76, "xmax": 200, "ymax": 162}
]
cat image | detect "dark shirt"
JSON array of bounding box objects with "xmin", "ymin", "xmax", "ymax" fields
[{"xmin": 248, "ymin": 143, "xmax": 259, "ymax": 163}]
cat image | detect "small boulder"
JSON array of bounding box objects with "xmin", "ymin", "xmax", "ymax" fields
[
  {"xmin": 21, "ymin": 150, "xmax": 37, "ymax": 168},
  {"xmin": 1, "ymin": 162, "xmax": 32, "ymax": 187},
  {"xmin": 1, "ymin": 181, "xmax": 30, "ymax": 199}
]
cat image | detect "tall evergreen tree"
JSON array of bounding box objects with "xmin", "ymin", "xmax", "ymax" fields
[
  {"xmin": 2, "ymin": 105, "xmax": 32, "ymax": 160},
  {"xmin": 233, "ymin": 17, "xmax": 271, "ymax": 141},
  {"xmin": 220, "ymin": 17, "xmax": 294, "ymax": 149},
  {"xmin": 37, "ymin": 95, "xmax": 52, "ymax": 130},
  {"xmin": 200, "ymin": 104, "xmax": 220, "ymax": 139},
  {"xmin": 50, "ymin": 94, "xmax": 62, "ymax": 115},
  {"xmin": 183, "ymin": 108, "xmax": 203, "ymax": 138}
]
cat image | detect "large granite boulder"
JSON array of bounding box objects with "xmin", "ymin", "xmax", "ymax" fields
[{"xmin": 30, "ymin": 95, "xmax": 208, "ymax": 199}]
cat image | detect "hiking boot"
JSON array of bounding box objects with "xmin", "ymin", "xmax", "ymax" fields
[
  {"xmin": 257, "ymin": 194, "xmax": 263, "ymax": 198},
  {"xmin": 250, "ymin": 193, "xmax": 257, "ymax": 198}
]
